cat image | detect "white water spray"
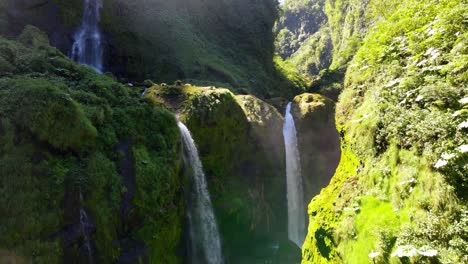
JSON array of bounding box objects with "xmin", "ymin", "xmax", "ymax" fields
[
  {"xmin": 283, "ymin": 102, "xmax": 306, "ymax": 248},
  {"xmin": 178, "ymin": 122, "xmax": 223, "ymax": 264},
  {"xmin": 71, "ymin": 0, "xmax": 104, "ymax": 72}
]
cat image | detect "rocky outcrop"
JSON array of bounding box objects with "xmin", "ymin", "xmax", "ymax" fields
[
  {"xmin": 236, "ymin": 94, "xmax": 285, "ymax": 165},
  {"xmin": 146, "ymin": 83, "xmax": 301, "ymax": 263},
  {"xmin": 291, "ymin": 93, "xmax": 340, "ymax": 205},
  {"xmin": 0, "ymin": 29, "xmax": 184, "ymax": 263}
]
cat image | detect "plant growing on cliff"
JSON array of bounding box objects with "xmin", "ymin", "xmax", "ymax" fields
[
  {"xmin": 0, "ymin": 27, "xmax": 184, "ymax": 263},
  {"xmin": 303, "ymin": 0, "xmax": 468, "ymax": 263}
]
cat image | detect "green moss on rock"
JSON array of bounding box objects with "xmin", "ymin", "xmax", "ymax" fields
[
  {"xmin": 147, "ymin": 83, "xmax": 294, "ymax": 262},
  {"xmin": 0, "ymin": 27, "xmax": 184, "ymax": 263},
  {"xmin": 302, "ymin": 1, "xmax": 468, "ymax": 263},
  {"xmin": 290, "ymin": 93, "xmax": 341, "ymax": 207}
]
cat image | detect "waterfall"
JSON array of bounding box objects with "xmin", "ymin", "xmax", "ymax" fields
[
  {"xmin": 141, "ymin": 88, "xmax": 148, "ymax": 97},
  {"xmin": 71, "ymin": 0, "xmax": 104, "ymax": 72},
  {"xmin": 79, "ymin": 192, "xmax": 93, "ymax": 263},
  {"xmin": 283, "ymin": 102, "xmax": 306, "ymax": 248},
  {"xmin": 178, "ymin": 121, "xmax": 223, "ymax": 264}
]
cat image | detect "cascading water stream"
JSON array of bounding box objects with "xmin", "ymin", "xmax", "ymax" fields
[
  {"xmin": 283, "ymin": 102, "xmax": 306, "ymax": 248},
  {"xmin": 79, "ymin": 192, "xmax": 93, "ymax": 263},
  {"xmin": 71, "ymin": 0, "xmax": 104, "ymax": 72},
  {"xmin": 178, "ymin": 121, "xmax": 223, "ymax": 264}
]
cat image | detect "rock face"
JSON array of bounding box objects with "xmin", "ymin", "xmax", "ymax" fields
[
  {"xmin": 236, "ymin": 94, "xmax": 286, "ymax": 166},
  {"xmin": 0, "ymin": 0, "xmax": 300, "ymax": 97},
  {"xmin": 146, "ymin": 83, "xmax": 301, "ymax": 263},
  {"xmin": 0, "ymin": 28, "xmax": 184, "ymax": 263},
  {"xmin": 0, "ymin": 0, "xmax": 81, "ymax": 52},
  {"xmin": 290, "ymin": 93, "xmax": 340, "ymax": 205}
]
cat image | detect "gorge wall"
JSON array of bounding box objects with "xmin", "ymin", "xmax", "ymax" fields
[
  {"xmin": 1, "ymin": 0, "xmax": 464, "ymax": 263},
  {"xmin": 0, "ymin": 27, "xmax": 339, "ymax": 262},
  {"xmin": 298, "ymin": 0, "xmax": 468, "ymax": 263},
  {"xmin": 275, "ymin": 0, "xmax": 371, "ymax": 100},
  {"xmin": 0, "ymin": 27, "xmax": 184, "ymax": 263},
  {"xmin": 0, "ymin": 0, "xmax": 304, "ymax": 98}
]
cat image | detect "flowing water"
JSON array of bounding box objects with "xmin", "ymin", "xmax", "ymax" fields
[
  {"xmin": 79, "ymin": 192, "xmax": 93, "ymax": 263},
  {"xmin": 178, "ymin": 122, "xmax": 223, "ymax": 264},
  {"xmin": 283, "ymin": 102, "xmax": 306, "ymax": 248},
  {"xmin": 71, "ymin": 0, "xmax": 104, "ymax": 72}
]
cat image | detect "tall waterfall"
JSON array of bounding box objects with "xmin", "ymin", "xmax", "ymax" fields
[
  {"xmin": 71, "ymin": 0, "xmax": 104, "ymax": 72},
  {"xmin": 283, "ymin": 102, "xmax": 306, "ymax": 248},
  {"xmin": 178, "ymin": 122, "xmax": 223, "ymax": 264}
]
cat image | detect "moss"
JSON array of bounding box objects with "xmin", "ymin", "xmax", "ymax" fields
[
  {"xmin": 96, "ymin": 0, "xmax": 297, "ymax": 97},
  {"xmin": 17, "ymin": 25, "xmax": 50, "ymax": 48},
  {"xmin": 0, "ymin": 78, "xmax": 97, "ymax": 152},
  {"xmin": 133, "ymin": 144, "xmax": 183, "ymax": 264},
  {"xmin": 339, "ymin": 196, "xmax": 400, "ymax": 264},
  {"xmin": 302, "ymin": 148, "xmax": 360, "ymax": 264},
  {"xmin": 82, "ymin": 153, "xmax": 122, "ymax": 262},
  {"xmin": 303, "ymin": 1, "xmax": 468, "ymax": 262},
  {"xmin": 146, "ymin": 83, "xmax": 290, "ymax": 262},
  {"xmin": 51, "ymin": 0, "xmax": 84, "ymax": 27},
  {"xmin": 0, "ymin": 28, "xmax": 184, "ymax": 262},
  {"xmin": 293, "ymin": 93, "xmax": 331, "ymax": 118}
]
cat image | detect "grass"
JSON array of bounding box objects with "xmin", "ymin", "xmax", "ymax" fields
[{"xmin": 303, "ymin": 0, "xmax": 468, "ymax": 263}]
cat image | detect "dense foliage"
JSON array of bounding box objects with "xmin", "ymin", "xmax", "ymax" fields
[
  {"xmin": 0, "ymin": 0, "xmax": 306, "ymax": 98},
  {"xmin": 0, "ymin": 27, "xmax": 183, "ymax": 263},
  {"xmin": 275, "ymin": 0, "xmax": 371, "ymax": 99},
  {"xmin": 303, "ymin": 0, "xmax": 467, "ymax": 263}
]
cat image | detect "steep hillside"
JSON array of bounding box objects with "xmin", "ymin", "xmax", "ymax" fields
[
  {"xmin": 0, "ymin": 27, "xmax": 184, "ymax": 263},
  {"xmin": 275, "ymin": 0, "xmax": 371, "ymax": 99},
  {"xmin": 0, "ymin": 0, "xmax": 304, "ymax": 97},
  {"xmin": 302, "ymin": 0, "xmax": 467, "ymax": 263}
]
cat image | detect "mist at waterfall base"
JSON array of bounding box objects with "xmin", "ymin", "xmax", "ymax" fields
[
  {"xmin": 178, "ymin": 122, "xmax": 224, "ymax": 264},
  {"xmin": 71, "ymin": 0, "xmax": 104, "ymax": 72},
  {"xmin": 283, "ymin": 103, "xmax": 306, "ymax": 248}
]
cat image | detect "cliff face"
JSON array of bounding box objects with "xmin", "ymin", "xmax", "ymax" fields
[
  {"xmin": 99, "ymin": 0, "xmax": 280, "ymax": 95},
  {"xmin": 302, "ymin": 0, "xmax": 467, "ymax": 263},
  {"xmin": 276, "ymin": 0, "xmax": 371, "ymax": 100},
  {"xmin": 145, "ymin": 83, "xmax": 303, "ymax": 263},
  {"xmin": 291, "ymin": 93, "xmax": 340, "ymax": 206},
  {"xmin": 0, "ymin": 0, "xmax": 302, "ymax": 97},
  {"xmin": 0, "ymin": 27, "xmax": 184, "ymax": 263}
]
